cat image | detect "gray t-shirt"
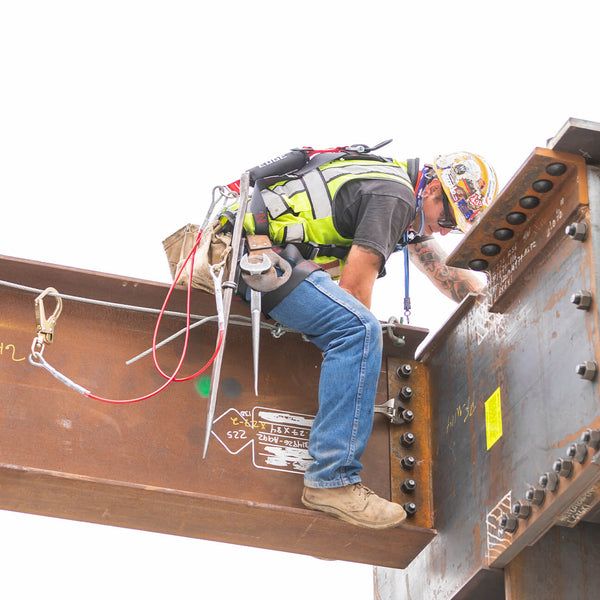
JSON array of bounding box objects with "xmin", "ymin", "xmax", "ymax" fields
[{"xmin": 332, "ymin": 178, "xmax": 416, "ymax": 261}]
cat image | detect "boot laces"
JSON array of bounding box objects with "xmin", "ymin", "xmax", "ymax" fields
[{"xmin": 353, "ymin": 483, "xmax": 375, "ymax": 499}]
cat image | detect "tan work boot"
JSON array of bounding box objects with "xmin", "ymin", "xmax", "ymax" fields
[{"xmin": 301, "ymin": 483, "xmax": 407, "ymax": 529}]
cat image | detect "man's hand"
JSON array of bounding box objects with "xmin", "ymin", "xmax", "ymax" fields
[{"xmin": 339, "ymin": 244, "xmax": 382, "ymax": 309}]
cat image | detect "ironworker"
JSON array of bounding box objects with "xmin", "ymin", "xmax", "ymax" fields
[{"xmin": 227, "ymin": 147, "xmax": 497, "ymax": 529}]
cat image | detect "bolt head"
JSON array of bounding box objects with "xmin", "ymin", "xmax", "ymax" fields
[
  {"xmin": 525, "ymin": 486, "xmax": 545, "ymax": 506},
  {"xmin": 576, "ymin": 361, "xmax": 598, "ymax": 380},
  {"xmin": 568, "ymin": 442, "xmax": 589, "ymax": 463},
  {"xmin": 565, "ymin": 222, "xmax": 588, "ymax": 241},
  {"xmin": 401, "ymin": 478, "xmax": 417, "ymax": 493},
  {"xmin": 403, "ymin": 502, "xmax": 417, "ymax": 516},
  {"xmin": 397, "ymin": 364, "xmax": 412, "ymax": 378},
  {"xmin": 400, "ymin": 432, "xmax": 415, "ymax": 447},
  {"xmin": 553, "ymin": 458, "xmax": 574, "ymax": 478},
  {"xmin": 401, "ymin": 409, "xmax": 414, "ymax": 422},
  {"xmin": 570, "ymin": 290, "xmax": 592, "ymax": 310},
  {"xmin": 401, "ymin": 455, "xmax": 416, "ymax": 470},
  {"xmin": 398, "ymin": 385, "xmax": 413, "ymax": 400},
  {"xmin": 512, "ymin": 501, "xmax": 532, "ymax": 519},
  {"xmin": 539, "ymin": 471, "xmax": 559, "ymax": 491},
  {"xmin": 499, "ymin": 513, "xmax": 519, "ymax": 533},
  {"xmin": 581, "ymin": 428, "xmax": 600, "ymax": 450}
]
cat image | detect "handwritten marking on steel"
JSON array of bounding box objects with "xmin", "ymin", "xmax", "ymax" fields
[
  {"xmin": 486, "ymin": 490, "xmax": 513, "ymax": 562},
  {"xmin": 211, "ymin": 406, "xmax": 315, "ymax": 475},
  {"xmin": 0, "ymin": 341, "xmax": 26, "ymax": 362}
]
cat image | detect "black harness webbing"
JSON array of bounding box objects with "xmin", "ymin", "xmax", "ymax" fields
[
  {"xmin": 288, "ymin": 241, "xmax": 349, "ymax": 261},
  {"xmin": 250, "ymin": 150, "xmax": 408, "ymax": 257},
  {"xmin": 261, "ymin": 258, "xmax": 322, "ymax": 316},
  {"xmin": 250, "ymin": 151, "xmax": 349, "ymax": 237}
]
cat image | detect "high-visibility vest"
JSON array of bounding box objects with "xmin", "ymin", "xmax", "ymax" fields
[{"xmin": 242, "ymin": 156, "xmax": 414, "ymax": 276}]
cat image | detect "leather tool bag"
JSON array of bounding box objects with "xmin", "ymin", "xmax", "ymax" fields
[{"xmin": 162, "ymin": 221, "xmax": 232, "ymax": 294}]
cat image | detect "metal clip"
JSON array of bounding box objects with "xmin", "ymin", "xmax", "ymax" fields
[
  {"xmin": 387, "ymin": 316, "xmax": 406, "ymax": 347},
  {"xmin": 374, "ymin": 398, "xmax": 413, "ymax": 425},
  {"xmin": 32, "ymin": 287, "xmax": 62, "ymax": 355}
]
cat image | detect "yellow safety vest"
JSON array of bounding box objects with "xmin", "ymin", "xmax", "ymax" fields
[{"xmin": 242, "ymin": 156, "xmax": 414, "ymax": 276}]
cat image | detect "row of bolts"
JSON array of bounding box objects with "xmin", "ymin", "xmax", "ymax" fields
[
  {"xmin": 499, "ymin": 429, "xmax": 600, "ymax": 534},
  {"xmin": 390, "ymin": 222, "xmax": 597, "ymax": 520},
  {"xmin": 394, "ymin": 364, "xmax": 418, "ymax": 517}
]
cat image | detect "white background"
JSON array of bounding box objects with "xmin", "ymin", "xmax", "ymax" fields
[{"xmin": 1, "ymin": 1, "xmax": 599, "ymax": 598}]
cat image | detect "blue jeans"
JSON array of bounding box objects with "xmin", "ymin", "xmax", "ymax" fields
[{"xmin": 268, "ymin": 270, "xmax": 383, "ymax": 488}]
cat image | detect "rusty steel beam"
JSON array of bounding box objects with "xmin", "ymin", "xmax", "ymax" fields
[
  {"xmin": 0, "ymin": 254, "xmax": 434, "ymax": 568},
  {"xmin": 447, "ymin": 147, "xmax": 588, "ymax": 312},
  {"xmin": 504, "ymin": 521, "xmax": 600, "ymax": 600},
  {"xmin": 375, "ymin": 122, "xmax": 600, "ymax": 599}
]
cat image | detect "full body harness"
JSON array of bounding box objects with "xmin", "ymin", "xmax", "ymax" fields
[{"xmin": 223, "ymin": 142, "xmax": 421, "ymax": 315}]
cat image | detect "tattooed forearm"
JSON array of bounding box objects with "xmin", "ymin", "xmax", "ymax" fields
[{"xmin": 408, "ymin": 239, "xmax": 485, "ymax": 303}]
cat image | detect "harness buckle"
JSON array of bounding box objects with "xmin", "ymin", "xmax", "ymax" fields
[{"xmin": 302, "ymin": 241, "xmax": 320, "ymax": 260}]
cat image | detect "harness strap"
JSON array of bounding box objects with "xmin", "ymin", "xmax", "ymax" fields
[
  {"xmin": 250, "ymin": 151, "xmax": 417, "ymax": 263},
  {"xmin": 250, "ymin": 178, "xmax": 271, "ymax": 236},
  {"xmin": 406, "ymin": 157, "xmax": 420, "ymax": 188},
  {"xmin": 290, "ymin": 241, "xmax": 350, "ymax": 261}
]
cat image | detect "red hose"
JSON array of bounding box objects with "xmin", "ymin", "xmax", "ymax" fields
[{"xmin": 85, "ymin": 228, "xmax": 224, "ymax": 403}]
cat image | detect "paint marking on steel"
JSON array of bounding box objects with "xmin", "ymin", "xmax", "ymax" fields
[
  {"xmin": 211, "ymin": 406, "xmax": 315, "ymax": 475},
  {"xmin": 485, "ymin": 387, "xmax": 503, "ymax": 450},
  {"xmin": 486, "ymin": 489, "xmax": 512, "ymax": 561}
]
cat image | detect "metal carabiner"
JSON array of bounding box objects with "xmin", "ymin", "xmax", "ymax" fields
[{"xmin": 33, "ymin": 287, "xmax": 63, "ymax": 352}]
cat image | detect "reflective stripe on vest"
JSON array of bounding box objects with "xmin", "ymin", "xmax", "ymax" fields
[{"xmin": 261, "ymin": 159, "xmax": 411, "ymax": 223}]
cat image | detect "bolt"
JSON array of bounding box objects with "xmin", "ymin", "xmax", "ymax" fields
[
  {"xmin": 403, "ymin": 502, "xmax": 417, "ymax": 517},
  {"xmin": 553, "ymin": 457, "xmax": 574, "ymax": 478},
  {"xmin": 576, "ymin": 361, "xmax": 598, "ymax": 381},
  {"xmin": 400, "ymin": 432, "xmax": 415, "ymax": 447},
  {"xmin": 469, "ymin": 258, "xmax": 489, "ymax": 271},
  {"xmin": 400, "ymin": 478, "xmax": 417, "ymax": 494},
  {"xmin": 392, "ymin": 409, "xmax": 414, "ymax": 425},
  {"xmin": 506, "ymin": 211, "xmax": 527, "ymax": 225},
  {"xmin": 525, "ymin": 486, "xmax": 545, "ymax": 506},
  {"xmin": 567, "ymin": 442, "xmax": 588, "ymax": 464},
  {"xmin": 499, "ymin": 513, "xmax": 518, "ymax": 534},
  {"xmin": 532, "ymin": 179, "xmax": 553, "ymax": 193},
  {"xmin": 581, "ymin": 428, "xmax": 600, "ymax": 450},
  {"xmin": 539, "ymin": 471, "xmax": 560, "ymax": 492},
  {"xmin": 397, "ymin": 385, "xmax": 413, "ymax": 401},
  {"xmin": 400, "ymin": 409, "xmax": 414, "ymax": 423},
  {"xmin": 494, "ymin": 228, "xmax": 514, "ymax": 241},
  {"xmin": 400, "ymin": 455, "xmax": 416, "ymax": 470},
  {"xmin": 565, "ymin": 222, "xmax": 587, "ymax": 241},
  {"xmin": 512, "ymin": 500, "xmax": 532, "ymax": 519},
  {"xmin": 570, "ymin": 290, "xmax": 593, "ymax": 310},
  {"xmin": 397, "ymin": 364, "xmax": 412, "ymax": 379}
]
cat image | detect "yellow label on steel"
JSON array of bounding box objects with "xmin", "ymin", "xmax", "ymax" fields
[{"xmin": 485, "ymin": 387, "xmax": 503, "ymax": 450}]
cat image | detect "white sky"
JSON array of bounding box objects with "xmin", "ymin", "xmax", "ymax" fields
[{"xmin": 1, "ymin": 1, "xmax": 599, "ymax": 598}]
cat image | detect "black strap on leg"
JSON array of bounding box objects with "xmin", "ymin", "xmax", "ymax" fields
[{"xmin": 261, "ymin": 259, "xmax": 322, "ymax": 316}]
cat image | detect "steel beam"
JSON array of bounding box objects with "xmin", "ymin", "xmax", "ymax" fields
[
  {"xmin": 376, "ymin": 122, "xmax": 600, "ymax": 599},
  {"xmin": 0, "ymin": 254, "xmax": 434, "ymax": 568},
  {"xmin": 504, "ymin": 522, "xmax": 600, "ymax": 600}
]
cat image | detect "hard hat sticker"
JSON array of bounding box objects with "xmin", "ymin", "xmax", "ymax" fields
[
  {"xmin": 433, "ymin": 152, "xmax": 498, "ymax": 232},
  {"xmin": 485, "ymin": 387, "xmax": 503, "ymax": 450}
]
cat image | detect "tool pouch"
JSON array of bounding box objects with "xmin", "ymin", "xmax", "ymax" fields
[{"xmin": 162, "ymin": 221, "xmax": 232, "ymax": 294}]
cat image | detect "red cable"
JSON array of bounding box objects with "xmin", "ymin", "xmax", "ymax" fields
[
  {"xmin": 150, "ymin": 230, "xmax": 225, "ymax": 382},
  {"xmin": 85, "ymin": 229, "xmax": 224, "ymax": 404}
]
